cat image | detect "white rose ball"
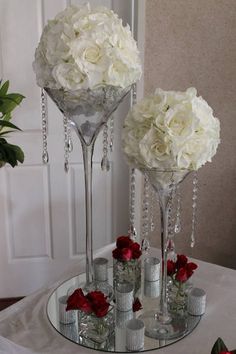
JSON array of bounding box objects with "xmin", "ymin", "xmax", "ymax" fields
[
  {"xmin": 33, "ymin": 4, "xmax": 142, "ymax": 92},
  {"xmin": 122, "ymin": 88, "xmax": 220, "ymax": 171}
]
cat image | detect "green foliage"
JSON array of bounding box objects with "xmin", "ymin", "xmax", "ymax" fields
[{"xmin": 0, "ymin": 80, "xmax": 25, "ymax": 167}]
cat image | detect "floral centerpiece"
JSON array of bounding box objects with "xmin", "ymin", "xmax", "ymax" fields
[
  {"xmin": 122, "ymin": 87, "xmax": 220, "ymax": 171},
  {"xmin": 122, "ymin": 88, "xmax": 220, "ymax": 339},
  {"xmin": 0, "ymin": 80, "xmax": 24, "ymax": 167},
  {"xmin": 33, "ymin": 3, "xmax": 141, "ymax": 94},
  {"xmin": 167, "ymin": 254, "xmax": 198, "ymax": 314},
  {"xmin": 66, "ymin": 288, "xmax": 113, "ymax": 343},
  {"xmin": 112, "ymin": 236, "xmax": 142, "ymax": 294},
  {"xmin": 33, "ymin": 3, "xmax": 142, "ymax": 291}
]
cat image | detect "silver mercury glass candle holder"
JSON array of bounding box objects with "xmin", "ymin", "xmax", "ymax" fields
[
  {"xmin": 187, "ymin": 287, "xmax": 206, "ymax": 316},
  {"xmin": 58, "ymin": 295, "xmax": 76, "ymax": 324},
  {"xmin": 126, "ymin": 319, "xmax": 145, "ymax": 351},
  {"xmin": 144, "ymin": 256, "xmax": 160, "ymax": 281},
  {"xmin": 94, "ymin": 257, "xmax": 108, "ymax": 282},
  {"xmin": 115, "ymin": 282, "xmax": 134, "ymax": 312}
]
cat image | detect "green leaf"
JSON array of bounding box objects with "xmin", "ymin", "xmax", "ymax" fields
[
  {"xmin": 211, "ymin": 338, "xmax": 228, "ymax": 354},
  {"xmin": 1, "ymin": 112, "xmax": 12, "ymax": 122},
  {"xmin": 0, "ymin": 120, "xmax": 22, "ymax": 131},
  {"xmin": 0, "ymin": 139, "xmax": 24, "ymax": 167},
  {"xmin": 0, "ymin": 80, "xmax": 9, "ymax": 95},
  {"xmin": 0, "ymin": 94, "xmax": 25, "ymax": 115},
  {"xmin": 9, "ymin": 144, "xmax": 24, "ymax": 163}
]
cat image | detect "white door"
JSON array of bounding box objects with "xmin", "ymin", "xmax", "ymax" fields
[{"xmin": 0, "ymin": 0, "xmax": 134, "ymax": 297}]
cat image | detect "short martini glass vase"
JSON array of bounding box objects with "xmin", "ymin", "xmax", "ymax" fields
[
  {"xmin": 45, "ymin": 86, "xmax": 131, "ymax": 293},
  {"xmin": 139, "ymin": 169, "xmax": 190, "ymax": 340}
]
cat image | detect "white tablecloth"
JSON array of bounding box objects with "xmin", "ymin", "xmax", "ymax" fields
[{"xmin": 0, "ymin": 244, "xmax": 235, "ymax": 354}]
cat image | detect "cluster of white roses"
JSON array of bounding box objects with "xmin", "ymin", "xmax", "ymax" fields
[
  {"xmin": 122, "ymin": 88, "xmax": 220, "ymax": 171},
  {"xmin": 33, "ymin": 4, "xmax": 141, "ymax": 92}
]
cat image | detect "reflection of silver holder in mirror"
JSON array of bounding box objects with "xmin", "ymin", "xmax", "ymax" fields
[{"xmin": 47, "ymin": 268, "xmax": 202, "ymax": 352}]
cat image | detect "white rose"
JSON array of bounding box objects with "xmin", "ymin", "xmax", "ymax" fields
[
  {"xmin": 123, "ymin": 88, "xmax": 220, "ymax": 171},
  {"xmin": 52, "ymin": 63, "xmax": 87, "ymax": 91},
  {"xmin": 139, "ymin": 127, "xmax": 172, "ymax": 169}
]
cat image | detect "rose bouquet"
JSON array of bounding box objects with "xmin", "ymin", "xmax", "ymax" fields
[
  {"xmin": 112, "ymin": 235, "xmax": 142, "ymax": 261},
  {"xmin": 167, "ymin": 255, "xmax": 198, "ymax": 314},
  {"xmin": 112, "ymin": 236, "xmax": 142, "ymax": 294},
  {"xmin": 33, "ymin": 3, "xmax": 141, "ymax": 93},
  {"xmin": 67, "ymin": 288, "xmax": 113, "ymax": 343},
  {"xmin": 66, "ymin": 288, "xmax": 109, "ymax": 317},
  {"xmin": 122, "ymin": 87, "xmax": 220, "ymax": 171}
]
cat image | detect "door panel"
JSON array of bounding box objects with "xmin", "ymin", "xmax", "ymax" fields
[{"xmin": 0, "ymin": 0, "xmax": 132, "ymax": 297}]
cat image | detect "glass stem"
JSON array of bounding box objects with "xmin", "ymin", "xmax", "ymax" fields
[
  {"xmin": 81, "ymin": 141, "xmax": 95, "ymax": 285},
  {"xmin": 158, "ymin": 190, "xmax": 171, "ymax": 322}
]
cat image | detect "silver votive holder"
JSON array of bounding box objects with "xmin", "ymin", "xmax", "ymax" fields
[
  {"xmin": 94, "ymin": 257, "xmax": 108, "ymax": 282},
  {"xmin": 59, "ymin": 295, "xmax": 76, "ymax": 324},
  {"xmin": 126, "ymin": 319, "xmax": 145, "ymax": 351},
  {"xmin": 144, "ymin": 257, "xmax": 160, "ymax": 281},
  {"xmin": 115, "ymin": 309, "xmax": 134, "ymax": 329},
  {"xmin": 115, "ymin": 282, "xmax": 134, "ymax": 312},
  {"xmin": 144, "ymin": 280, "xmax": 160, "ymax": 298},
  {"xmin": 187, "ymin": 287, "xmax": 206, "ymax": 316}
]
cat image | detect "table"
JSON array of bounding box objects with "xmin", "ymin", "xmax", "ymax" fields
[{"xmin": 0, "ymin": 244, "xmax": 235, "ymax": 354}]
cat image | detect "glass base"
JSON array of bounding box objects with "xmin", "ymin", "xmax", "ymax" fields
[
  {"xmin": 139, "ymin": 310, "xmax": 187, "ymax": 340},
  {"xmin": 47, "ymin": 269, "xmax": 202, "ymax": 352}
]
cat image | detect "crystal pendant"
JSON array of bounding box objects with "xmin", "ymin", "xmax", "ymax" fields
[
  {"xmin": 41, "ymin": 89, "xmax": 49, "ymax": 164},
  {"xmin": 174, "ymin": 185, "xmax": 181, "ymax": 234},
  {"xmin": 128, "ymin": 168, "xmax": 137, "ymax": 240},
  {"xmin": 141, "ymin": 175, "xmax": 150, "ymax": 254},
  {"xmin": 190, "ymin": 172, "xmax": 198, "ymax": 248},
  {"xmin": 101, "ymin": 123, "xmax": 110, "ymax": 172}
]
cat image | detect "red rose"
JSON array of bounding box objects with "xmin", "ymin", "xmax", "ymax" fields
[
  {"xmin": 116, "ymin": 236, "xmax": 133, "ymax": 249},
  {"xmin": 167, "ymin": 260, "xmax": 176, "ymax": 276},
  {"xmin": 66, "ymin": 288, "xmax": 92, "ymax": 313},
  {"xmin": 93, "ymin": 302, "xmax": 110, "ymax": 317},
  {"xmin": 86, "ymin": 290, "xmax": 107, "ymax": 305},
  {"xmin": 176, "ymin": 255, "xmax": 188, "ymax": 269},
  {"xmin": 120, "ymin": 247, "xmax": 132, "ymax": 261},
  {"xmin": 186, "ymin": 262, "xmax": 198, "ymax": 278},
  {"xmin": 133, "ymin": 298, "xmax": 143, "ymax": 312},
  {"xmin": 175, "ymin": 267, "xmax": 188, "ymax": 282},
  {"xmin": 112, "ymin": 248, "xmax": 122, "ymax": 260},
  {"xmin": 130, "ymin": 242, "xmax": 142, "ymax": 259},
  {"xmin": 86, "ymin": 290, "xmax": 110, "ymax": 318},
  {"xmin": 219, "ymin": 352, "xmax": 232, "ymax": 354}
]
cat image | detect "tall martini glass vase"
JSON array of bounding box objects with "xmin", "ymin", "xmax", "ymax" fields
[
  {"xmin": 139, "ymin": 169, "xmax": 190, "ymax": 340},
  {"xmin": 45, "ymin": 86, "xmax": 130, "ymax": 291}
]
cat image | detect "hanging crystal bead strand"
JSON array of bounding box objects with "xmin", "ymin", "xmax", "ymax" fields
[
  {"xmin": 166, "ymin": 183, "xmax": 176, "ymax": 260},
  {"xmin": 174, "ymin": 185, "xmax": 182, "ymax": 234},
  {"xmin": 63, "ymin": 115, "xmax": 71, "ymax": 173},
  {"xmin": 141, "ymin": 175, "xmax": 150, "ymax": 254},
  {"xmin": 149, "ymin": 186, "xmax": 156, "ymax": 233},
  {"xmin": 190, "ymin": 172, "xmax": 198, "ymax": 248},
  {"xmin": 128, "ymin": 83, "xmax": 138, "ymax": 241},
  {"xmin": 128, "ymin": 168, "xmax": 137, "ymax": 241},
  {"xmin": 109, "ymin": 115, "xmax": 114, "ymax": 153},
  {"xmin": 101, "ymin": 123, "xmax": 110, "ymax": 172},
  {"xmin": 41, "ymin": 89, "xmax": 49, "ymax": 164}
]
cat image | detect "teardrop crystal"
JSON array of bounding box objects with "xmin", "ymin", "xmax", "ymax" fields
[
  {"xmin": 101, "ymin": 156, "xmax": 110, "ymax": 171},
  {"xmin": 42, "ymin": 151, "xmax": 49, "ymax": 164}
]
